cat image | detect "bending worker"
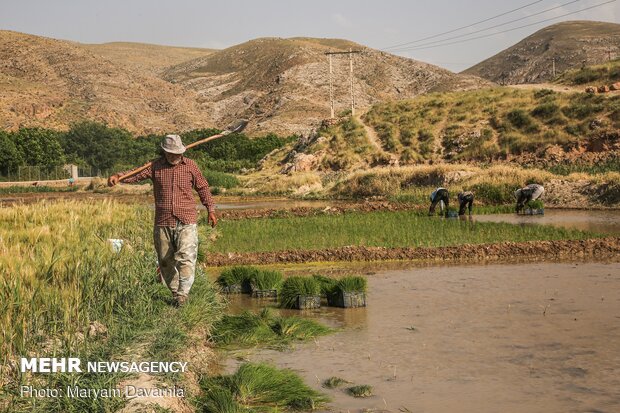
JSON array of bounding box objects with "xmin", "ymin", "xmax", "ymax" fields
[
  {"xmin": 458, "ymin": 191, "xmax": 474, "ymax": 216},
  {"xmin": 514, "ymin": 183, "xmax": 545, "ymax": 213},
  {"xmin": 429, "ymin": 187, "xmax": 449, "ymax": 217},
  {"xmin": 108, "ymin": 135, "xmax": 217, "ymax": 307}
]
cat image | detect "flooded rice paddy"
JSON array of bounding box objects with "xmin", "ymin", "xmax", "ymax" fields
[{"xmin": 224, "ymin": 262, "xmax": 620, "ymax": 413}]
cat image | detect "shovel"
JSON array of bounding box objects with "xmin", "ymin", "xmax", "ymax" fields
[{"xmin": 115, "ymin": 119, "xmax": 249, "ymax": 183}]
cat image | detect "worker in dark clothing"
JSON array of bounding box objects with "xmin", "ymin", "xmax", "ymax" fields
[
  {"xmin": 514, "ymin": 184, "xmax": 545, "ymax": 213},
  {"xmin": 429, "ymin": 187, "xmax": 449, "ymax": 217},
  {"xmin": 458, "ymin": 191, "xmax": 474, "ymax": 216}
]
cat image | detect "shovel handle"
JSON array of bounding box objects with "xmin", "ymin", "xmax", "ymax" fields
[{"xmin": 117, "ymin": 132, "xmax": 229, "ymax": 182}]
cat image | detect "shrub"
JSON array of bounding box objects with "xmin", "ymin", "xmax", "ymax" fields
[
  {"xmin": 202, "ymin": 169, "xmax": 239, "ymax": 189},
  {"xmin": 534, "ymin": 89, "xmax": 556, "ymax": 99},
  {"xmin": 531, "ymin": 103, "xmax": 560, "ymax": 119},
  {"xmin": 506, "ymin": 110, "xmax": 539, "ymax": 133},
  {"xmin": 280, "ymin": 276, "xmax": 321, "ymax": 309}
]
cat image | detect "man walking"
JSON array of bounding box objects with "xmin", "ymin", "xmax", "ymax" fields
[
  {"xmin": 108, "ymin": 135, "xmax": 217, "ymax": 307},
  {"xmin": 514, "ymin": 183, "xmax": 545, "ymax": 213}
]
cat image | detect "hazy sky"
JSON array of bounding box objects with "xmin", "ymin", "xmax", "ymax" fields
[{"xmin": 0, "ymin": 0, "xmax": 618, "ymax": 71}]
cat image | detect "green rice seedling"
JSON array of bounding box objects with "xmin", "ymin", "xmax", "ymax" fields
[
  {"xmin": 212, "ymin": 309, "xmax": 329, "ymax": 347},
  {"xmin": 348, "ymin": 384, "xmax": 373, "ymax": 398},
  {"xmin": 323, "ymin": 376, "xmax": 348, "ymax": 388},
  {"xmin": 528, "ymin": 199, "xmax": 544, "ymax": 210},
  {"xmin": 210, "ymin": 210, "xmax": 598, "ymax": 254},
  {"xmin": 279, "ymin": 276, "xmax": 321, "ymax": 309},
  {"xmin": 212, "ymin": 310, "xmax": 274, "ymax": 346},
  {"xmin": 216, "ymin": 266, "xmax": 259, "ymax": 293},
  {"xmin": 250, "ymin": 269, "xmax": 283, "ymax": 291},
  {"xmin": 271, "ymin": 316, "xmax": 331, "ymax": 340},
  {"xmin": 312, "ymin": 274, "xmax": 337, "ymax": 296},
  {"xmin": 199, "ymin": 387, "xmax": 243, "ymax": 413},
  {"xmin": 333, "ymin": 276, "xmax": 367, "ymax": 294},
  {"xmin": 199, "ymin": 363, "xmax": 329, "ymax": 410}
]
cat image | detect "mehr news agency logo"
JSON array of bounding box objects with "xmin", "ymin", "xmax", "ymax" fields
[{"xmin": 19, "ymin": 358, "xmax": 187, "ymax": 399}]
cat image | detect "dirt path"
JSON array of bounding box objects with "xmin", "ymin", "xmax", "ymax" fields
[
  {"xmin": 206, "ymin": 237, "xmax": 620, "ymax": 266},
  {"xmin": 355, "ymin": 112, "xmax": 389, "ymax": 155},
  {"xmin": 510, "ymin": 82, "xmax": 620, "ymax": 95}
]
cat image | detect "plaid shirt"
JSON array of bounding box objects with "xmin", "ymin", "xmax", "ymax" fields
[{"xmin": 120, "ymin": 156, "xmax": 215, "ymax": 227}]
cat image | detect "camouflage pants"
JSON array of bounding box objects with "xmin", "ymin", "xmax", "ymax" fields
[{"xmin": 153, "ymin": 221, "xmax": 198, "ymax": 298}]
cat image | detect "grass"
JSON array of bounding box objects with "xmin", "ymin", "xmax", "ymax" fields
[
  {"xmin": 0, "ymin": 185, "xmax": 79, "ymax": 194},
  {"xmin": 0, "ymin": 200, "xmax": 225, "ymax": 412},
  {"xmin": 362, "ymin": 87, "xmax": 619, "ymax": 162},
  {"xmin": 207, "ymin": 210, "xmax": 598, "ymax": 254},
  {"xmin": 211, "ymin": 309, "xmax": 330, "ymax": 347},
  {"xmin": 556, "ymin": 59, "xmax": 620, "ymax": 85},
  {"xmin": 279, "ymin": 276, "xmax": 321, "ymax": 309},
  {"xmin": 198, "ymin": 362, "xmax": 329, "ymax": 411}
]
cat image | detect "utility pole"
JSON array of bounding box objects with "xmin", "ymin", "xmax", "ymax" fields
[
  {"xmin": 552, "ymin": 58, "xmax": 556, "ymax": 78},
  {"xmin": 328, "ymin": 54, "xmax": 334, "ymax": 118},
  {"xmin": 349, "ymin": 49, "xmax": 355, "ymax": 115},
  {"xmin": 324, "ymin": 49, "xmax": 362, "ymax": 118}
]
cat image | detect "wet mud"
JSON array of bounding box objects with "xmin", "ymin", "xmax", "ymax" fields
[{"xmin": 225, "ymin": 262, "xmax": 620, "ymax": 413}]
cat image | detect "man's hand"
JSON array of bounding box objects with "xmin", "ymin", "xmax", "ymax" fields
[
  {"xmin": 107, "ymin": 174, "xmax": 120, "ymax": 187},
  {"xmin": 208, "ymin": 211, "xmax": 218, "ymax": 228}
]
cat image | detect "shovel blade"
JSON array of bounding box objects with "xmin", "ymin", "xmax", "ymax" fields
[{"xmin": 226, "ymin": 119, "xmax": 249, "ymax": 134}]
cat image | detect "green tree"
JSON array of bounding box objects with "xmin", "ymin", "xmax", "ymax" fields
[
  {"xmin": 0, "ymin": 131, "xmax": 24, "ymax": 173},
  {"xmin": 11, "ymin": 128, "xmax": 65, "ymax": 168}
]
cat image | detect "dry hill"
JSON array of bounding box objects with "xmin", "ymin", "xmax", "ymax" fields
[
  {"xmin": 0, "ymin": 30, "xmax": 212, "ymax": 134},
  {"xmin": 80, "ymin": 41, "xmax": 215, "ymax": 75},
  {"xmin": 464, "ymin": 21, "xmax": 620, "ymax": 85},
  {"xmin": 163, "ymin": 37, "xmax": 493, "ymax": 135}
]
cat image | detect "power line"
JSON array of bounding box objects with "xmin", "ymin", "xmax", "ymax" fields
[
  {"xmin": 382, "ymin": 0, "xmax": 544, "ymax": 51},
  {"xmin": 388, "ymin": 0, "xmax": 617, "ymax": 53},
  {"xmin": 389, "ymin": 0, "xmax": 583, "ymax": 51}
]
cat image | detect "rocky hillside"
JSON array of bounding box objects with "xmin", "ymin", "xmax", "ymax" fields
[
  {"xmin": 0, "ymin": 32, "xmax": 491, "ymax": 136},
  {"xmin": 0, "ymin": 31, "xmax": 212, "ymax": 134},
  {"xmin": 80, "ymin": 41, "xmax": 215, "ymax": 75},
  {"xmin": 163, "ymin": 37, "xmax": 493, "ymax": 135},
  {"xmin": 464, "ymin": 21, "xmax": 620, "ymax": 85}
]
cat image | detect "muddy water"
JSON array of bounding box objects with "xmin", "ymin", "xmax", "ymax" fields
[
  {"xmin": 225, "ymin": 262, "xmax": 620, "ymax": 413},
  {"xmin": 475, "ymin": 210, "xmax": 620, "ymax": 236}
]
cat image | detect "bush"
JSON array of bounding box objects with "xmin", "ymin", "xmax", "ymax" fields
[
  {"xmin": 531, "ymin": 103, "xmax": 560, "ymax": 119},
  {"xmin": 534, "ymin": 89, "xmax": 556, "ymax": 99},
  {"xmin": 202, "ymin": 169, "xmax": 239, "ymax": 189},
  {"xmin": 506, "ymin": 110, "xmax": 539, "ymax": 133},
  {"xmin": 280, "ymin": 276, "xmax": 321, "ymax": 309}
]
